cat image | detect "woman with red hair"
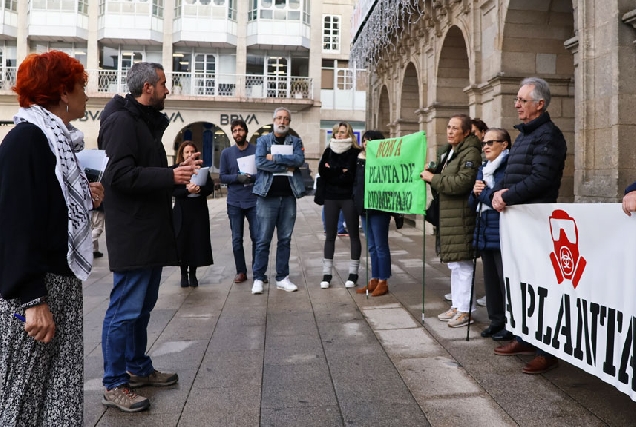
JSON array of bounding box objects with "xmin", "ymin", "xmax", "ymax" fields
[{"xmin": 0, "ymin": 50, "xmax": 102, "ymax": 425}]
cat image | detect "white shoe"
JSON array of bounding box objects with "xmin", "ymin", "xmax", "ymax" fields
[
  {"xmin": 275, "ymin": 276, "xmax": 298, "ymax": 292},
  {"xmin": 476, "ymin": 296, "xmax": 487, "ymax": 307},
  {"xmin": 320, "ymin": 281, "xmax": 330, "ymax": 289},
  {"xmin": 344, "ymin": 280, "xmax": 356, "ymax": 288},
  {"xmin": 444, "ymin": 293, "xmax": 452, "ymax": 301},
  {"xmin": 251, "ymin": 279, "xmax": 264, "ymax": 295}
]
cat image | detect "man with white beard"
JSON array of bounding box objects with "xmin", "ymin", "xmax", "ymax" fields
[{"xmin": 250, "ymin": 107, "xmax": 306, "ymax": 295}]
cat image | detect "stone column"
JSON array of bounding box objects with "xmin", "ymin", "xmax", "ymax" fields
[
  {"xmin": 86, "ymin": 0, "xmax": 99, "ymax": 93},
  {"xmin": 162, "ymin": 0, "xmax": 175, "ymax": 75},
  {"xmin": 235, "ymin": 0, "xmax": 248, "ymax": 97},
  {"xmin": 16, "ymin": 0, "xmax": 28, "ymax": 62}
]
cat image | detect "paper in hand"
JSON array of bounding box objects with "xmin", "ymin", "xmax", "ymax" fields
[
  {"xmin": 237, "ymin": 155, "xmax": 256, "ymax": 175},
  {"xmin": 270, "ymin": 145, "xmax": 293, "ymax": 177},
  {"xmin": 76, "ymin": 149, "xmax": 108, "ymax": 182}
]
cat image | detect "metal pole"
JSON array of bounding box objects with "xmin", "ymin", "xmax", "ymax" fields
[{"xmin": 466, "ymin": 202, "xmax": 482, "ymax": 341}]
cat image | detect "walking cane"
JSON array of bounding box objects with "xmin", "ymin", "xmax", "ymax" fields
[{"xmin": 466, "ymin": 202, "xmax": 482, "ymax": 341}]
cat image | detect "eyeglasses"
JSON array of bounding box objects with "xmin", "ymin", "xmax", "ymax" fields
[
  {"xmin": 482, "ymin": 140, "xmax": 504, "ymax": 147},
  {"xmin": 514, "ymin": 97, "xmax": 536, "ymax": 105},
  {"xmin": 274, "ymin": 116, "xmax": 290, "ymax": 122}
]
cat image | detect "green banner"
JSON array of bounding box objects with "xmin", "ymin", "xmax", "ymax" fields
[{"xmin": 364, "ymin": 131, "xmax": 427, "ymax": 214}]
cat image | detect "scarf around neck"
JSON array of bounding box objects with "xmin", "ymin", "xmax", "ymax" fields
[
  {"xmin": 328, "ymin": 138, "xmax": 353, "ymax": 154},
  {"xmin": 14, "ymin": 106, "xmax": 93, "ymax": 280},
  {"xmin": 478, "ymin": 149, "xmax": 509, "ymax": 214}
]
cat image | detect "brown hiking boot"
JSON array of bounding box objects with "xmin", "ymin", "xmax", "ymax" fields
[
  {"xmin": 371, "ymin": 280, "xmax": 388, "ymax": 296},
  {"xmin": 356, "ymin": 278, "xmax": 378, "ymax": 294},
  {"xmin": 102, "ymin": 385, "xmax": 150, "ymax": 412}
]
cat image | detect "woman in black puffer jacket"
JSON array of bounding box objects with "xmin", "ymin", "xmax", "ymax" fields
[{"xmin": 319, "ymin": 122, "xmax": 361, "ymax": 289}]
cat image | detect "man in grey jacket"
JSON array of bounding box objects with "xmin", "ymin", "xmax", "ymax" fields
[{"xmin": 251, "ymin": 107, "xmax": 306, "ymax": 295}]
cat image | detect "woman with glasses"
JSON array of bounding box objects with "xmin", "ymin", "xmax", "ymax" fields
[
  {"xmin": 319, "ymin": 122, "xmax": 362, "ymax": 289},
  {"xmin": 469, "ymin": 128, "xmax": 512, "ymax": 341},
  {"xmin": 420, "ymin": 114, "xmax": 482, "ymax": 328}
]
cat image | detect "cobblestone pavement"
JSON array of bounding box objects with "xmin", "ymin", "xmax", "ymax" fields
[{"xmin": 82, "ymin": 196, "xmax": 636, "ymax": 426}]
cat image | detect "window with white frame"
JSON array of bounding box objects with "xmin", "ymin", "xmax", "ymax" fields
[
  {"xmin": 77, "ymin": 0, "xmax": 88, "ymax": 14},
  {"xmin": 323, "ymin": 15, "xmax": 340, "ymax": 53},
  {"xmin": 152, "ymin": 0, "xmax": 163, "ymax": 18},
  {"xmin": 4, "ymin": 0, "xmax": 17, "ymax": 12},
  {"xmin": 247, "ymin": 0, "xmax": 308, "ymax": 21}
]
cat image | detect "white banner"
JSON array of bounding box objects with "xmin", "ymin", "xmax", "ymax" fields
[{"xmin": 501, "ymin": 203, "xmax": 636, "ymax": 401}]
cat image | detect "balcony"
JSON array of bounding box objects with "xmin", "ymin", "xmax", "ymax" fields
[
  {"xmin": 98, "ymin": 1, "xmax": 163, "ymax": 44},
  {"xmin": 0, "ymin": 6, "xmax": 18, "ymax": 38},
  {"xmin": 321, "ymin": 89, "xmax": 366, "ymax": 111},
  {"xmin": 0, "ymin": 67, "xmax": 16, "ymax": 92},
  {"xmin": 29, "ymin": 0, "xmax": 89, "ymax": 41},
  {"xmin": 247, "ymin": 20, "xmax": 310, "ymax": 50},
  {"xmin": 83, "ymin": 69, "xmax": 313, "ymax": 101},
  {"xmin": 173, "ymin": 1, "xmax": 237, "ymax": 47}
]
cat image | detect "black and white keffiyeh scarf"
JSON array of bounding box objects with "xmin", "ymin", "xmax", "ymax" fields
[{"xmin": 14, "ymin": 106, "xmax": 93, "ymax": 280}]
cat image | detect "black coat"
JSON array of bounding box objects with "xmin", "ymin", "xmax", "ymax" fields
[
  {"xmin": 98, "ymin": 94, "xmax": 178, "ymax": 271},
  {"xmin": 318, "ymin": 146, "xmax": 359, "ymax": 200},
  {"xmin": 353, "ymin": 152, "xmax": 366, "ymax": 215},
  {"xmin": 496, "ymin": 112, "xmax": 566, "ymax": 205},
  {"xmin": 173, "ymin": 175, "xmax": 215, "ymax": 267}
]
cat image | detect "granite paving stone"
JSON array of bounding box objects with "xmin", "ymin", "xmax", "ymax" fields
[{"xmin": 79, "ymin": 197, "xmax": 636, "ymax": 426}]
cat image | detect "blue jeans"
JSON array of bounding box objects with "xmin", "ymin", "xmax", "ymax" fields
[
  {"xmin": 227, "ymin": 204, "xmax": 258, "ymax": 274},
  {"xmin": 102, "ymin": 267, "xmax": 162, "ymax": 389},
  {"xmin": 253, "ymin": 196, "xmax": 296, "ymax": 281},
  {"xmin": 361, "ymin": 211, "xmax": 392, "ymax": 280}
]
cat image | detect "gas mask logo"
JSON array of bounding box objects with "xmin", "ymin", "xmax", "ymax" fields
[{"xmin": 548, "ymin": 209, "xmax": 587, "ymax": 288}]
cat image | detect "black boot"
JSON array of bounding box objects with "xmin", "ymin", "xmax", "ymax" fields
[
  {"xmin": 180, "ymin": 266, "xmax": 189, "ymax": 288},
  {"xmin": 189, "ymin": 267, "xmax": 198, "ymax": 288}
]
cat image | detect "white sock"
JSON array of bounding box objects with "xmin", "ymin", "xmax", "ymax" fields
[
  {"xmin": 323, "ymin": 258, "xmax": 333, "ymax": 276},
  {"xmin": 349, "ymin": 259, "xmax": 360, "ymax": 275}
]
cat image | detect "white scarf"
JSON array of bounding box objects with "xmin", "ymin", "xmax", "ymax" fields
[
  {"xmin": 478, "ymin": 149, "xmax": 509, "ymax": 213},
  {"xmin": 14, "ymin": 106, "xmax": 93, "ymax": 280},
  {"xmin": 328, "ymin": 138, "xmax": 353, "ymax": 154}
]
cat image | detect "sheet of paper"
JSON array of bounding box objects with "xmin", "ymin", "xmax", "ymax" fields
[
  {"xmin": 190, "ymin": 167, "xmax": 210, "ymax": 186},
  {"xmin": 76, "ymin": 149, "xmax": 108, "ymax": 171},
  {"xmin": 237, "ymin": 154, "xmax": 256, "ymax": 175},
  {"xmin": 271, "ymin": 145, "xmax": 293, "ymax": 177}
]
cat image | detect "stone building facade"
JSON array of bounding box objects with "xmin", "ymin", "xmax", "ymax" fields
[{"xmin": 352, "ymin": 0, "xmax": 636, "ymax": 202}]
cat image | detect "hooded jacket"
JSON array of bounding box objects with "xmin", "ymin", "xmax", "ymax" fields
[
  {"xmin": 429, "ymin": 134, "xmax": 482, "ymax": 263},
  {"xmin": 98, "ymin": 94, "xmax": 178, "ymax": 271}
]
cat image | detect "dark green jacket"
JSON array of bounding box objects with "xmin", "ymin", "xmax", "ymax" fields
[{"xmin": 429, "ymin": 134, "xmax": 482, "ymax": 262}]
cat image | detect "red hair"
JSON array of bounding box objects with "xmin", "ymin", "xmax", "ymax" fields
[{"xmin": 13, "ymin": 50, "xmax": 88, "ymax": 108}]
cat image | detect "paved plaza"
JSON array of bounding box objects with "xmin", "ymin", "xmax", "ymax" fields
[{"xmin": 82, "ymin": 196, "xmax": 636, "ymax": 426}]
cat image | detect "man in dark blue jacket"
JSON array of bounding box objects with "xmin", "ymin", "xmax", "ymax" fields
[{"xmin": 491, "ymin": 77, "xmax": 567, "ymax": 375}]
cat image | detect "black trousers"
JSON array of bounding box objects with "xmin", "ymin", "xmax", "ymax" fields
[
  {"xmin": 482, "ymin": 249, "xmax": 506, "ymax": 328},
  {"xmin": 323, "ymin": 199, "xmax": 361, "ymax": 260}
]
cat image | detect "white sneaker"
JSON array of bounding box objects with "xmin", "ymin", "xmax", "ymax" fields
[
  {"xmin": 251, "ymin": 279, "xmax": 264, "ymax": 295},
  {"xmin": 444, "ymin": 293, "xmax": 452, "ymax": 301},
  {"xmin": 476, "ymin": 296, "xmax": 487, "ymax": 307},
  {"xmin": 275, "ymin": 276, "xmax": 298, "ymax": 292},
  {"xmin": 320, "ymin": 281, "xmax": 330, "ymax": 289}
]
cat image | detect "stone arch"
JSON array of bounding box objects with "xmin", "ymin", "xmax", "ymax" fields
[
  {"xmin": 173, "ymin": 122, "xmax": 230, "ymax": 173},
  {"xmin": 431, "ymin": 25, "xmax": 470, "ymax": 150},
  {"xmin": 377, "ymin": 85, "xmax": 391, "ymax": 137},
  {"xmin": 436, "ymin": 25, "xmax": 470, "ymax": 107},
  {"xmin": 502, "ymin": 0, "xmax": 575, "ymax": 201},
  {"xmin": 398, "ymin": 62, "xmax": 420, "ymax": 136}
]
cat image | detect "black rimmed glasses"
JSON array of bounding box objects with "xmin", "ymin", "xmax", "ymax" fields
[{"xmin": 482, "ymin": 140, "xmax": 504, "ymax": 147}]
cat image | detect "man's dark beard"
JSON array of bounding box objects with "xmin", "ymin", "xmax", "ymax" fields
[{"xmin": 234, "ymin": 137, "xmax": 246, "ymax": 146}]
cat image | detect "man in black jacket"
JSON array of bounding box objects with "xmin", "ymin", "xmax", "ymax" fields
[
  {"xmin": 99, "ymin": 63, "xmax": 199, "ymax": 412},
  {"xmin": 491, "ymin": 77, "xmax": 567, "ymax": 374}
]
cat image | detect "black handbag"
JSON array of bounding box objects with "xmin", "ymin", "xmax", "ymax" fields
[
  {"xmin": 425, "ymin": 194, "xmax": 440, "ymax": 227},
  {"xmin": 314, "ymin": 176, "xmax": 326, "ymax": 206}
]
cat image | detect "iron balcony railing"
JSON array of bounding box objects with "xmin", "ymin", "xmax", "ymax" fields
[
  {"xmin": 0, "ymin": 68, "xmax": 313, "ymax": 100},
  {"xmin": 83, "ymin": 70, "xmax": 313, "ymax": 99}
]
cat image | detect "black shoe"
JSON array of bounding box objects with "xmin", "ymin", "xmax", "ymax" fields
[
  {"xmin": 180, "ymin": 274, "xmax": 189, "ymax": 288},
  {"xmin": 492, "ymin": 329, "xmax": 514, "ymax": 341},
  {"xmin": 481, "ymin": 325, "xmax": 504, "ymax": 338},
  {"xmin": 262, "ymin": 276, "xmax": 268, "ymax": 284},
  {"xmin": 189, "ymin": 274, "xmax": 199, "ymax": 288},
  {"xmin": 93, "ymin": 251, "xmax": 104, "ymax": 258}
]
